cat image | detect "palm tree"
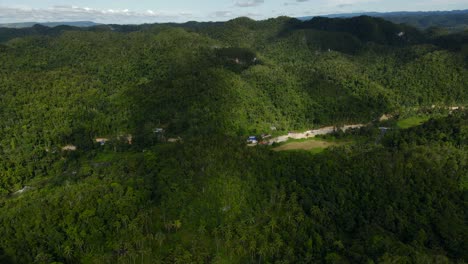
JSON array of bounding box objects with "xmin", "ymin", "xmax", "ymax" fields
[
  {"xmin": 173, "ymin": 220, "xmax": 182, "ymax": 232},
  {"xmin": 63, "ymin": 245, "xmax": 73, "ymax": 260}
]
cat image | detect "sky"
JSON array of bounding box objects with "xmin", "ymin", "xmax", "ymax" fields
[{"xmin": 0, "ymin": 0, "xmax": 467, "ymax": 24}]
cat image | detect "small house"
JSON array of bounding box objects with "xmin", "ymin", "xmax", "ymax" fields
[
  {"xmin": 247, "ymin": 136, "xmax": 258, "ymax": 144},
  {"xmin": 167, "ymin": 137, "xmax": 182, "ymax": 143},
  {"xmin": 379, "ymin": 127, "xmax": 391, "ymax": 135},
  {"xmin": 154, "ymin": 128, "xmax": 164, "ymax": 133},
  {"xmin": 95, "ymin": 138, "xmax": 109, "ymax": 146},
  {"xmin": 117, "ymin": 134, "xmax": 133, "ymax": 144},
  {"xmin": 62, "ymin": 145, "xmax": 77, "ymax": 151},
  {"xmin": 126, "ymin": 135, "xmax": 133, "ymax": 145}
]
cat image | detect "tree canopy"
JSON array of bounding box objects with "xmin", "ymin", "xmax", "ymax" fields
[{"xmin": 0, "ymin": 16, "xmax": 467, "ymax": 263}]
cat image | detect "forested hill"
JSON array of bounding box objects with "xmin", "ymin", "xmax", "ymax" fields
[
  {"xmin": 1, "ymin": 16, "xmax": 466, "ymax": 138},
  {"xmin": 378, "ymin": 10, "xmax": 468, "ymax": 31},
  {"xmin": 0, "ymin": 14, "xmax": 467, "ymax": 188},
  {"xmin": 0, "ymin": 16, "xmax": 467, "ymax": 263},
  {"xmin": 300, "ymin": 9, "xmax": 468, "ymax": 32}
]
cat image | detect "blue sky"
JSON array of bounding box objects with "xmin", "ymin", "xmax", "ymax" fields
[{"xmin": 1, "ymin": 0, "xmax": 467, "ymax": 24}]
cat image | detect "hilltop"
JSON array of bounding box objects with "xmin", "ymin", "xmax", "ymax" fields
[
  {"xmin": 0, "ymin": 21, "xmax": 101, "ymax": 28},
  {"xmin": 299, "ymin": 9, "xmax": 468, "ymax": 31}
]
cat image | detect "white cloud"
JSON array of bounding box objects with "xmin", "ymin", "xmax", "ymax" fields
[
  {"xmin": 213, "ymin": 11, "xmax": 233, "ymax": 18},
  {"xmin": 234, "ymin": 0, "xmax": 265, "ymax": 7},
  {"xmin": 285, "ymin": 0, "xmax": 370, "ymax": 8},
  {"xmin": 329, "ymin": 0, "xmax": 375, "ymax": 3},
  {"xmin": 0, "ymin": 5, "xmax": 194, "ymax": 24},
  {"xmin": 210, "ymin": 10, "xmax": 261, "ymax": 21}
]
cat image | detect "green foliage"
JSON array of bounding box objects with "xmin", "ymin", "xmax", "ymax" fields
[{"xmin": 0, "ymin": 16, "xmax": 467, "ymax": 263}]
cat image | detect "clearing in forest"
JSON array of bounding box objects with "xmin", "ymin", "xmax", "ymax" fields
[
  {"xmin": 273, "ymin": 138, "xmax": 336, "ymax": 153},
  {"xmin": 397, "ymin": 116, "xmax": 430, "ymax": 129}
]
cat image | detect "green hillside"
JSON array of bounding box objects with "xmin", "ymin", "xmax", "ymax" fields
[
  {"xmin": 0, "ymin": 16, "xmax": 466, "ymax": 263},
  {"xmin": 300, "ymin": 10, "xmax": 468, "ymax": 32}
]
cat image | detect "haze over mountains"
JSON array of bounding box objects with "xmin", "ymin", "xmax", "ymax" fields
[
  {"xmin": 301, "ymin": 9, "xmax": 468, "ymax": 31},
  {"xmin": 0, "ymin": 21, "xmax": 100, "ymax": 28},
  {"xmin": 1, "ymin": 9, "xmax": 467, "ymax": 31},
  {"xmin": 300, "ymin": 9, "xmax": 468, "ymax": 19}
]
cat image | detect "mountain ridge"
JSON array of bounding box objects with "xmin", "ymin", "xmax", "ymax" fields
[
  {"xmin": 0, "ymin": 21, "xmax": 101, "ymax": 28},
  {"xmin": 1, "ymin": 9, "xmax": 467, "ymax": 29},
  {"xmin": 299, "ymin": 9, "xmax": 468, "ymax": 31}
]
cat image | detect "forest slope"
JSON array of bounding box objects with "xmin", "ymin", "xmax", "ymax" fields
[{"xmin": 0, "ymin": 16, "xmax": 466, "ymax": 263}]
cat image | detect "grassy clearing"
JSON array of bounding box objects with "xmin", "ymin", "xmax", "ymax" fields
[
  {"xmin": 397, "ymin": 116, "xmax": 430, "ymax": 129},
  {"xmin": 272, "ymin": 137, "xmax": 343, "ymax": 153}
]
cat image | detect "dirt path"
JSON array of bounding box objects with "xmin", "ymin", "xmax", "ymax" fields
[{"xmin": 267, "ymin": 124, "xmax": 366, "ymax": 145}]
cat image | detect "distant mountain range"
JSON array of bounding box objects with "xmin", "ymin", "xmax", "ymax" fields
[
  {"xmin": 299, "ymin": 10, "xmax": 468, "ymax": 31},
  {"xmin": 301, "ymin": 9, "xmax": 468, "ymax": 19},
  {"xmin": 0, "ymin": 21, "xmax": 101, "ymax": 28},
  {"xmin": 1, "ymin": 9, "xmax": 467, "ymax": 31}
]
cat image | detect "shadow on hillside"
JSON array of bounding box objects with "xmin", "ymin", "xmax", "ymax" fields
[
  {"xmin": 122, "ymin": 50, "xmax": 243, "ymax": 147},
  {"xmin": 275, "ymin": 16, "xmax": 429, "ymax": 55}
]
